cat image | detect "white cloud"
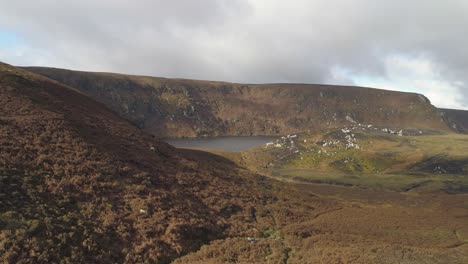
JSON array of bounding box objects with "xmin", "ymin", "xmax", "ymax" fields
[
  {"xmin": 351, "ymin": 55, "xmax": 467, "ymax": 109},
  {"xmin": 0, "ymin": 0, "xmax": 467, "ymax": 109}
]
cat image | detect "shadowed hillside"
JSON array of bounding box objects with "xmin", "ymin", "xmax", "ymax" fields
[
  {"xmin": 440, "ymin": 108, "xmax": 468, "ymax": 133},
  {"xmin": 23, "ymin": 67, "xmax": 454, "ymax": 138}
]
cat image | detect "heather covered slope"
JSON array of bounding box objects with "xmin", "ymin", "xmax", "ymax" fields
[
  {"xmin": 2, "ymin": 63, "xmax": 468, "ymax": 263},
  {"xmin": 0, "ymin": 62, "xmax": 282, "ymax": 262},
  {"xmin": 24, "ymin": 67, "xmax": 453, "ymax": 137}
]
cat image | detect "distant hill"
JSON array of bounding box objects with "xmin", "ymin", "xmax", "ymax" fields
[{"xmin": 23, "ymin": 67, "xmax": 457, "ymax": 137}]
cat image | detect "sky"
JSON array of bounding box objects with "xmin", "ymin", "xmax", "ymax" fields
[{"xmin": 0, "ymin": 0, "xmax": 467, "ymax": 110}]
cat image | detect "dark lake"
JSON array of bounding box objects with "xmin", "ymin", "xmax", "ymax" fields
[{"xmin": 163, "ymin": 136, "xmax": 278, "ymax": 152}]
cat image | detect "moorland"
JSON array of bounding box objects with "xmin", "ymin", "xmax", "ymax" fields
[{"xmin": 0, "ymin": 62, "xmax": 467, "ymax": 263}]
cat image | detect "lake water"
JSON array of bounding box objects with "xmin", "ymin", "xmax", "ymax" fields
[{"xmin": 163, "ymin": 136, "xmax": 278, "ymax": 152}]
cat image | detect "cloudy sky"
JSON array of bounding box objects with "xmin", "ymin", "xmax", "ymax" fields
[{"xmin": 0, "ymin": 0, "xmax": 467, "ymax": 109}]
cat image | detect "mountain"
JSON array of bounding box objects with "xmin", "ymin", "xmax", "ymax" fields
[
  {"xmin": 23, "ymin": 67, "xmax": 456, "ymax": 138},
  {"xmin": 0, "ymin": 62, "xmax": 282, "ymax": 262}
]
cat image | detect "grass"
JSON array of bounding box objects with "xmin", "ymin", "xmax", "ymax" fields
[
  {"xmin": 272, "ymin": 169, "xmax": 468, "ymax": 193},
  {"xmin": 231, "ymin": 128, "xmax": 468, "ymax": 193}
]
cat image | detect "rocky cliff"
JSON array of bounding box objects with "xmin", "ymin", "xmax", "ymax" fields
[{"xmin": 440, "ymin": 108, "xmax": 468, "ymax": 133}]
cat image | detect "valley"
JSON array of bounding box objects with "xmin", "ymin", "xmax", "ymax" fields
[
  {"xmin": 0, "ymin": 62, "xmax": 466, "ymax": 263},
  {"xmin": 212, "ymin": 125, "xmax": 468, "ymax": 193},
  {"xmin": 170, "ymin": 128, "xmax": 468, "ymax": 263},
  {"xmin": 3, "ymin": 1, "xmax": 468, "ymax": 263}
]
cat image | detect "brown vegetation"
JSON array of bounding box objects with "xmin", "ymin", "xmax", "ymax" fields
[
  {"xmin": 23, "ymin": 67, "xmax": 455, "ymax": 138},
  {"xmin": 0, "ymin": 62, "xmax": 277, "ymax": 262},
  {"xmin": 1, "ymin": 62, "xmax": 467, "ymax": 263}
]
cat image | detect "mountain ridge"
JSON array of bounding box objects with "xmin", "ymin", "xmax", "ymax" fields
[
  {"xmin": 23, "ymin": 66, "xmax": 461, "ymax": 138},
  {"xmin": 20, "ymin": 65, "xmax": 443, "ymax": 95}
]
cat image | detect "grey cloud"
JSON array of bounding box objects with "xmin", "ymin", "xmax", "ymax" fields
[{"xmin": 0, "ymin": 0, "xmax": 467, "ymax": 108}]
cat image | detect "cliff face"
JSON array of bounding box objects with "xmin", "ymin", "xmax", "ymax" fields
[
  {"xmin": 440, "ymin": 108, "xmax": 468, "ymax": 133},
  {"xmin": 24, "ymin": 67, "xmax": 453, "ymax": 137}
]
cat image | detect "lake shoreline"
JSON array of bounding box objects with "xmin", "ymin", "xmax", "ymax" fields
[{"xmin": 163, "ymin": 136, "xmax": 279, "ymax": 152}]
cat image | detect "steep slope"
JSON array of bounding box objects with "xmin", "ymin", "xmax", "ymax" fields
[
  {"xmin": 24, "ymin": 67, "xmax": 452, "ymax": 137},
  {"xmin": 0, "ymin": 62, "xmax": 279, "ymax": 263},
  {"xmin": 440, "ymin": 108, "xmax": 468, "ymax": 133}
]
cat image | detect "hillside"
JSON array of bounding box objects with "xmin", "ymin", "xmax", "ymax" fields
[
  {"xmin": 0, "ymin": 62, "xmax": 286, "ymax": 262},
  {"xmin": 440, "ymin": 108, "xmax": 468, "ymax": 133},
  {"xmin": 23, "ymin": 67, "xmax": 455, "ymax": 138}
]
